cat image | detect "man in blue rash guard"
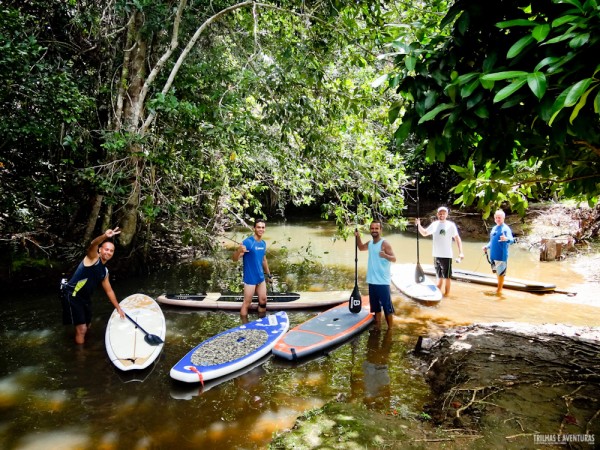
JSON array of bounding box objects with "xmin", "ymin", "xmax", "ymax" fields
[
  {"xmin": 483, "ymin": 210, "xmax": 515, "ymax": 296},
  {"xmin": 232, "ymin": 220, "xmax": 272, "ymax": 321},
  {"xmin": 61, "ymin": 228, "xmax": 125, "ymax": 344}
]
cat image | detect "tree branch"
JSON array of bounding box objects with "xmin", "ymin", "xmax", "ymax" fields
[{"xmin": 142, "ymin": 0, "xmax": 255, "ymax": 133}]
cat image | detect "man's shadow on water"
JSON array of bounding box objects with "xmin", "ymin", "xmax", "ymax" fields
[{"xmin": 362, "ymin": 328, "xmax": 393, "ymax": 410}]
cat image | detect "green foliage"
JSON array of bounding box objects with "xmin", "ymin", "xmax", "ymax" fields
[
  {"xmin": 1, "ymin": 0, "xmax": 414, "ymax": 257},
  {"xmin": 127, "ymin": 0, "xmax": 409, "ymax": 241},
  {"xmin": 386, "ymin": 0, "xmax": 600, "ymax": 213},
  {"xmin": 0, "ymin": 5, "xmax": 96, "ymax": 233}
]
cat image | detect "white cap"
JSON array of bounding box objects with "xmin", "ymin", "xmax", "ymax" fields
[{"xmin": 437, "ymin": 206, "xmax": 448, "ymax": 213}]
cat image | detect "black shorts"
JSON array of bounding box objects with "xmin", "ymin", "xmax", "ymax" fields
[
  {"xmin": 60, "ymin": 286, "xmax": 92, "ymax": 326},
  {"xmin": 434, "ymin": 257, "xmax": 452, "ymax": 279}
]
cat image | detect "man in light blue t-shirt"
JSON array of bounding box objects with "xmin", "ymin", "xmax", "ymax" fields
[
  {"xmin": 356, "ymin": 221, "xmax": 397, "ymax": 329},
  {"xmin": 232, "ymin": 220, "xmax": 272, "ymax": 321}
]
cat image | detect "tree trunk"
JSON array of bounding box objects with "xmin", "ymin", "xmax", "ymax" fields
[
  {"xmin": 115, "ymin": 11, "xmax": 147, "ymax": 248},
  {"xmin": 82, "ymin": 194, "xmax": 104, "ymax": 243}
]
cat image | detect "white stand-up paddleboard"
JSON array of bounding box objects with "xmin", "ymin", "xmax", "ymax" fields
[
  {"xmin": 156, "ymin": 291, "xmax": 350, "ymax": 310},
  {"xmin": 105, "ymin": 293, "xmax": 166, "ymax": 371},
  {"xmin": 390, "ymin": 263, "xmax": 442, "ymax": 304}
]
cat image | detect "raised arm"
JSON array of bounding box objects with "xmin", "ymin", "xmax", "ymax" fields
[
  {"xmin": 85, "ymin": 228, "xmax": 120, "ymax": 262},
  {"xmin": 232, "ymin": 243, "xmax": 247, "ymax": 261}
]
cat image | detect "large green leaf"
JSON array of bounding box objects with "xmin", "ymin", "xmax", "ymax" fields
[
  {"xmin": 507, "ymin": 35, "xmax": 535, "ymax": 59},
  {"xmin": 496, "ymin": 19, "xmax": 536, "ymax": 28},
  {"xmin": 527, "ymin": 72, "xmax": 547, "ymax": 100},
  {"xmin": 555, "ymin": 0, "xmax": 584, "ymax": 11},
  {"xmin": 570, "ymin": 84, "xmax": 598, "ymax": 123},
  {"xmin": 532, "ymin": 24, "xmax": 551, "ymax": 42},
  {"xmin": 564, "ymin": 78, "xmax": 593, "ymax": 107},
  {"xmin": 481, "ymin": 71, "xmax": 529, "ymax": 81},
  {"xmin": 493, "ymin": 79, "xmax": 527, "ymax": 103},
  {"xmin": 548, "ymin": 88, "xmax": 571, "ymax": 125},
  {"xmin": 551, "ymin": 15, "xmax": 581, "ymax": 27},
  {"xmin": 417, "ymin": 103, "xmax": 455, "ymax": 124},
  {"xmin": 569, "ymin": 33, "xmax": 590, "ymax": 48}
]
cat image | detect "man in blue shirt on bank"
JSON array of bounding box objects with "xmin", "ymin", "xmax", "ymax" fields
[{"xmin": 483, "ymin": 209, "xmax": 515, "ymax": 295}]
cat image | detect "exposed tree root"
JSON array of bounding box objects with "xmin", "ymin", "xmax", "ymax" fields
[{"xmin": 417, "ymin": 324, "xmax": 600, "ymax": 443}]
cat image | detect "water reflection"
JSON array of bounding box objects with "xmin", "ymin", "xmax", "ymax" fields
[
  {"xmin": 1, "ymin": 220, "xmax": 598, "ymax": 449},
  {"xmin": 362, "ymin": 329, "xmax": 392, "ymax": 411}
]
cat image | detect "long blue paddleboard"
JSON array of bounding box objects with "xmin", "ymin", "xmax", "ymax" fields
[
  {"xmin": 170, "ymin": 311, "xmax": 289, "ymax": 383},
  {"xmin": 170, "ymin": 355, "xmax": 269, "ymax": 400},
  {"xmin": 272, "ymin": 298, "xmax": 372, "ymax": 360}
]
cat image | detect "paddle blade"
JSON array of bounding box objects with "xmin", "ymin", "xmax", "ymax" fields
[
  {"xmin": 415, "ymin": 263, "xmax": 425, "ymax": 284},
  {"xmin": 348, "ymin": 285, "xmax": 362, "ymax": 313},
  {"xmin": 144, "ymin": 334, "xmax": 164, "ymax": 346}
]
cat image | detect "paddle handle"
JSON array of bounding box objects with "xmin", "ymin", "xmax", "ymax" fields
[
  {"xmin": 416, "ymin": 173, "xmax": 422, "ymax": 264},
  {"xmin": 349, "ymin": 227, "xmax": 362, "ymax": 313},
  {"xmin": 125, "ymin": 312, "xmax": 151, "ymax": 336},
  {"xmin": 354, "ymin": 228, "xmax": 358, "ymax": 283}
]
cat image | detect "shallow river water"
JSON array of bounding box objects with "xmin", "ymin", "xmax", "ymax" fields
[{"xmin": 1, "ymin": 220, "xmax": 598, "ymax": 449}]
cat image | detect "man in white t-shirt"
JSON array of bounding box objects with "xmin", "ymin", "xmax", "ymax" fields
[{"xmin": 415, "ymin": 206, "xmax": 464, "ymax": 296}]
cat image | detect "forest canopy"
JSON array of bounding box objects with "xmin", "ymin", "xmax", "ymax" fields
[
  {"xmin": 386, "ymin": 0, "xmax": 600, "ymax": 218},
  {"xmin": 0, "ymin": 0, "xmax": 598, "ymax": 264}
]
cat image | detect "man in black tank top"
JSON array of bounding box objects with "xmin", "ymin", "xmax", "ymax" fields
[{"xmin": 60, "ymin": 228, "xmax": 125, "ymax": 344}]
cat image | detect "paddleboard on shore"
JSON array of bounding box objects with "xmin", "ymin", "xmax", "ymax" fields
[
  {"xmin": 422, "ymin": 264, "xmax": 556, "ymax": 292},
  {"xmin": 390, "ymin": 264, "xmax": 442, "ymax": 304},
  {"xmin": 272, "ymin": 298, "xmax": 372, "ymax": 361},
  {"xmin": 170, "ymin": 311, "xmax": 289, "ymax": 383},
  {"xmin": 156, "ymin": 291, "xmax": 350, "ymax": 310},
  {"xmin": 105, "ymin": 293, "xmax": 166, "ymax": 371}
]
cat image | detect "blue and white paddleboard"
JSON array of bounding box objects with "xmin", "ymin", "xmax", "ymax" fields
[{"xmin": 170, "ymin": 311, "xmax": 289, "ymax": 383}]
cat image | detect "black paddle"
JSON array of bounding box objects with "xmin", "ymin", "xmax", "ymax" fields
[
  {"xmin": 349, "ymin": 228, "xmax": 362, "ymax": 313},
  {"xmin": 484, "ymin": 249, "xmax": 497, "ymax": 273},
  {"xmin": 415, "ymin": 173, "xmax": 425, "ymax": 284},
  {"xmin": 124, "ymin": 312, "xmax": 164, "ymax": 346}
]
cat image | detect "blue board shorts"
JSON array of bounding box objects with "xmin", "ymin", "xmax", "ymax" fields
[{"xmin": 368, "ymin": 284, "xmax": 394, "ymax": 315}]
